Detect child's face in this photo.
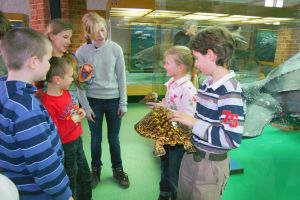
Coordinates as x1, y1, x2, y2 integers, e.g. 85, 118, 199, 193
192, 50, 213, 76
60, 65, 74, 90
164, 54, 180, 77
50, 29, 72, 55
89, 23, 107, 47
37, 44, 52, 81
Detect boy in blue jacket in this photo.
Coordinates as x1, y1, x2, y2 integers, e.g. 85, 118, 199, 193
0, 28, 73, 200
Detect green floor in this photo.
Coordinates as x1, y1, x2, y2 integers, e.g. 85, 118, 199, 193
81, 103, 300, 200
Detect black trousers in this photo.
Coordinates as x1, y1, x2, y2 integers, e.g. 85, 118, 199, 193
63, 137, 92, 200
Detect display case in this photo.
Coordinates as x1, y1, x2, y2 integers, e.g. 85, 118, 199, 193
4, 13, 29, 28
106, 0, 300, 96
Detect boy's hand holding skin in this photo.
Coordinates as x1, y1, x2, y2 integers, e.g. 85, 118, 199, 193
168, 111, 197, 129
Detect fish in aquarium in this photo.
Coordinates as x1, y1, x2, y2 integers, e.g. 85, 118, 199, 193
243, 52, 300, 137
142, 33, 152, 38
132, 43, 172, 68
138, 45, 145, 50
138, 36, 148, 40
134, 30, 143, 35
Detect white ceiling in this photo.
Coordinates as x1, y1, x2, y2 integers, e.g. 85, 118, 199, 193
205, 0, 300, 7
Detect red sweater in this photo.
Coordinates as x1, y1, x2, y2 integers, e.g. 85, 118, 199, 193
41, 90, 82, 144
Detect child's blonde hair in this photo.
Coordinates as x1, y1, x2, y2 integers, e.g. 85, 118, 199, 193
164, 45, 194, 73
82, 12, 107, 41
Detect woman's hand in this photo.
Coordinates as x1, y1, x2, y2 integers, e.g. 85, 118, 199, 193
118, 107, 126, 117
86, 109, 96, 123
168, 111, 197, 128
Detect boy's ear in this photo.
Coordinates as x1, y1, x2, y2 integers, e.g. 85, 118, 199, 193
52, 75, 62, 84
207, 49, 217, 63
26, 56, 40, 70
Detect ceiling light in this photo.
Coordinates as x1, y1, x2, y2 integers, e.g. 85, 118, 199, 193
263, 17, 294, 21
265, 0, 284, 8
193, 12, 228, 17
229, 15, 261, 19
210, 17, 245, 22
179, 15, 218, 20
142, 10, 190, 18
148, 10, 189, 15
110, 8, 152, 17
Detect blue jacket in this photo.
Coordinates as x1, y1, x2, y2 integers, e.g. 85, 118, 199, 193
0, 78, 72, 200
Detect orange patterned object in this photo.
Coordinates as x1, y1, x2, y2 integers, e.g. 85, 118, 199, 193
79, 64, 94, 83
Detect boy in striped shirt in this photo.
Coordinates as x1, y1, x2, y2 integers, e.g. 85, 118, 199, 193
0, 28, 72, 200
169, 26, 246, 200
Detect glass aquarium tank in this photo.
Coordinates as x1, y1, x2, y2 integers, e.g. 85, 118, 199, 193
107, 0, 299, 98
106, 1, 300, 199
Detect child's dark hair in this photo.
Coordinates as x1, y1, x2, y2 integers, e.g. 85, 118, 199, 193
46, 57, 70, 82
0, 28, 50, 70
0, 11, 11, 40
190, 26, 236, 67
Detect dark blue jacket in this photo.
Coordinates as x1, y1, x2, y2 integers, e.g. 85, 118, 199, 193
0, 79, 71, 200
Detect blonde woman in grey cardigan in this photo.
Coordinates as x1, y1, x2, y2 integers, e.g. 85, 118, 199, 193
76, 12, 129, 189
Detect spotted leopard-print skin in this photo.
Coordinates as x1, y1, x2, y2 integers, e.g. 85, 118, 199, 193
135, 106, 196, 157
143, 92, 159, 102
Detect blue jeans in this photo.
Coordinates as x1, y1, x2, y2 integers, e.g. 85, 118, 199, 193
87, 97, 123, 169
160, 145, 185, 200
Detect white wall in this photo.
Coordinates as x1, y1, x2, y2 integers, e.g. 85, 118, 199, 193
87, 0, 108, 10
0, 0, 108, 19
0, 0, 108, 28
0, 0, 30, 15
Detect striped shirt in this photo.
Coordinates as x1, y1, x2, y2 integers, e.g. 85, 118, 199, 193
0, 79, 71, 200
192, 71, 246, 154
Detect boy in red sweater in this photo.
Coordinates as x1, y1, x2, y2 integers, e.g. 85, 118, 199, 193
41, 57, 92, 200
